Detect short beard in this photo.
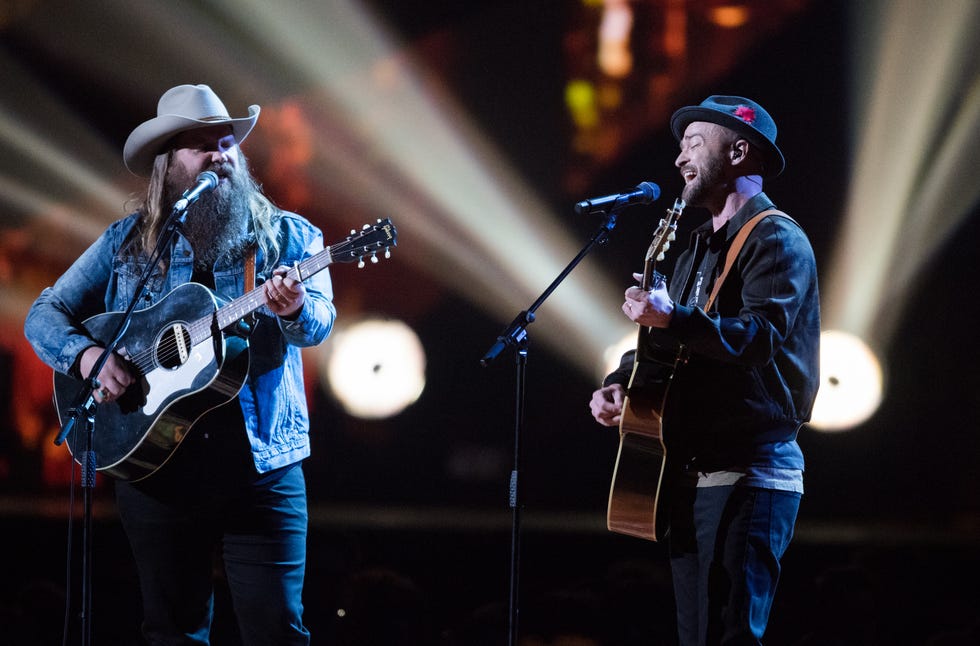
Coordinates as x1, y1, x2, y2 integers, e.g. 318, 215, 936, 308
166, 164, 255, 271
681, 154, 726, 208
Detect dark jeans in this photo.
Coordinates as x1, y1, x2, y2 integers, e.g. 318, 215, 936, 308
668, 484, 800, 646
114, 413, 310, 646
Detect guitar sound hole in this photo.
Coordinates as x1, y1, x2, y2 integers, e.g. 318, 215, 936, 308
156, 324, 192, 370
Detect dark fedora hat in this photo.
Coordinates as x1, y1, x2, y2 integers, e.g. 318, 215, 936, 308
670, 95, 785, 177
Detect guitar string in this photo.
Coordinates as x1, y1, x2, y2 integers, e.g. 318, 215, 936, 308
113, 228, 386, 373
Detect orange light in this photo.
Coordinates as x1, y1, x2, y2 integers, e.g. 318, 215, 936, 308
709, 5, 751, 29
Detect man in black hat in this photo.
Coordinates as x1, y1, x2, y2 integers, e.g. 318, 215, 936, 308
590, 95, 820, 644
25, 84, 336, 644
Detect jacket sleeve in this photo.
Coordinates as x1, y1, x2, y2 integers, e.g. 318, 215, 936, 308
275, 217, 336, 348
665, 215, 817, 366
23, 222, 130, 376
602, 349, 635, 387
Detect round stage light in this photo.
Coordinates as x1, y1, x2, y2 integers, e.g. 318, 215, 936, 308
321, 318, 425, 419
809, 330, 883, 432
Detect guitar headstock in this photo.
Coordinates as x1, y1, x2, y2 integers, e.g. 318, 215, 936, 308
645, 198, 685, 263
332, 218, 398, 267
641, 198, 685, 289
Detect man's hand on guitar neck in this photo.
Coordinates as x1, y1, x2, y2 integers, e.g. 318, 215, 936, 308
79, 346, 136, 404
264, 266, 306, 320
590, 383, 626, 427
623, 272, 674, 328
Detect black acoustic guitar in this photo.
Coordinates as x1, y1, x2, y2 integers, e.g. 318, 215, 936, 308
54, 219, 396, 481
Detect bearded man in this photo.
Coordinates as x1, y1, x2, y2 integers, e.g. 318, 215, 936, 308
25, 84, 336, 645
590, 96, 820, 644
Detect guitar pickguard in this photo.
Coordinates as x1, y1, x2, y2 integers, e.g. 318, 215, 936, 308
143, 323, 217, 416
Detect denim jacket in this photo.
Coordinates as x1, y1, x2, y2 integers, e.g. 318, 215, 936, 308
604, 193, 820, 472
24, 210, 336, 473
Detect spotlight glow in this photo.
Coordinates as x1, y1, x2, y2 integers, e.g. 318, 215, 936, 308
825, 0, 980, 348
321, 318, 426, 419
809, 330, 883, 432
598, 1, 634, 78
600, 330, 638, 384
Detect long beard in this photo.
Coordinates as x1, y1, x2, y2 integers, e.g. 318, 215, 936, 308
166, 166, 255, 271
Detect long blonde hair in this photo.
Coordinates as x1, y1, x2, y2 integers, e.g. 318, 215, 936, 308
130, 150, 282, 272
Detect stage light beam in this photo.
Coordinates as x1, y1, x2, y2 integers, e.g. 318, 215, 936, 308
812, 0, 979, 431
210, 0, 637, 375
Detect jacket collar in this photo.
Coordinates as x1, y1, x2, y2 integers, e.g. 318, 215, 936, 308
692, 192, 777, 243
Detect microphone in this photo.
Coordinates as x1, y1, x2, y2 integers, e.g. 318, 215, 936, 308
574, 181, 660, 215
172, 171, 220, 212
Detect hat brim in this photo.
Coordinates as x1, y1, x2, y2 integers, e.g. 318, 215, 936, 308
123, 105, 260, 176
670, 106, 785, 178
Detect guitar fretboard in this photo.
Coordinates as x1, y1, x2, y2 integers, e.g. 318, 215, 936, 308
182, 246, 337, 340
180, 218, 394, 347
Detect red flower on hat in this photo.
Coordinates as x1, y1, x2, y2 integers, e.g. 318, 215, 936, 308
733, 105, 756, 124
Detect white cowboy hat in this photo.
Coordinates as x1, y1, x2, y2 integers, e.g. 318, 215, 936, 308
123, 84, 260, 176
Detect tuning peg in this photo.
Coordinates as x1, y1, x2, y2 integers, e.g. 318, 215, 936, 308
362, 223, 371, 230
657, 252, 666, 261
668, 232, 676, 241
350, 229, 356, 236
370, 252, 379, 264
357, 256, 365, 268
384, 247, 391, 259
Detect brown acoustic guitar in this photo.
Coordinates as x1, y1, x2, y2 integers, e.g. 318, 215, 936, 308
607, 198, 686, 541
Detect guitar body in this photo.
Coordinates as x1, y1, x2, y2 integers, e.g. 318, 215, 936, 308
606, 198, 685, 541
54, 283, 249, 482
607, 356, 680, 541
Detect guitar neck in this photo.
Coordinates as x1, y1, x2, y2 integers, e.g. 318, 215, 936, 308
212, 246, 334, 331
641, 262, 665, 292
180, 247, 336, 348
182, 217, 395, 345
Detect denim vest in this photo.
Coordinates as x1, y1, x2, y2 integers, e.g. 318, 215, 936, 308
24, 210, 336, 473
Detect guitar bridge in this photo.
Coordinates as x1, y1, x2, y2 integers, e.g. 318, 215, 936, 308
173, 324, 189, 364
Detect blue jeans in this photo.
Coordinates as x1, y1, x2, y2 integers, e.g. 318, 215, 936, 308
114, 415, 310, 646
668, 484, 800, 645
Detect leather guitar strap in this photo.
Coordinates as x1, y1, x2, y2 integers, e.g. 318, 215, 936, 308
245, 244, 256, 292
241, 244, 258, 335
704, 209, 785, 312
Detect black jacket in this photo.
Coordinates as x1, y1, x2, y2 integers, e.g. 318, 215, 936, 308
604, 193, 820, 471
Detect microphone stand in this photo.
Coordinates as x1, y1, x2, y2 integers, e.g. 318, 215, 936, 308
55, 199, 195, 646
480, 207, 624, 646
